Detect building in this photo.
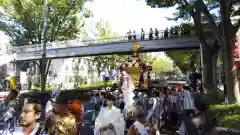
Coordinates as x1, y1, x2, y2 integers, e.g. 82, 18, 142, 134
0, 17, 116, 89
45, 18, 106, 89
47, 57, 99, 89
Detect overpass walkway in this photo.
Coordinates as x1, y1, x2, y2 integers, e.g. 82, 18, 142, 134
4, 30, 200, 61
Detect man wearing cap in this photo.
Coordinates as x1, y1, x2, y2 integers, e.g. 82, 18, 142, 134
94, 94, 125, 135
47, 92, 76, 135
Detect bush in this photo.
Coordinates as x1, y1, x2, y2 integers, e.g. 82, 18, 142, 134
209, 104, 240, 130
32, 87, 54, 91
32, 82, 119, 91
79, 82, 118, 89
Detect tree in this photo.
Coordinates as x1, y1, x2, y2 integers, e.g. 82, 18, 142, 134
146, 0, 240, 103
166, 50, 198, 73
93, 19, 113, 78
165, 23, 199, 73
93, 19, 126, 80
152, 58, 173, 73
0, 0, 90, 90
142, 53, 157, 62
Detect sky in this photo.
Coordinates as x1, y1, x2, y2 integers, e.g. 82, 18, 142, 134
0, 0, 177, 60
85, 0, 178, 35
84, 0, 178, 60
1, 0, 178, 44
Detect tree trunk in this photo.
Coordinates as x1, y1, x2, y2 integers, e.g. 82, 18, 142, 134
40, 58, 46, 91
27, 75, 32, 90
40, 60, 51, 91
201, 44, 215, 92
222, 41, 240, 103
97, 69, 102, 81
220, 0, 240, 103
212, 51, 218, 91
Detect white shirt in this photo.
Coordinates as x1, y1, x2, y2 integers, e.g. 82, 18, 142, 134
0, 123, 45, 135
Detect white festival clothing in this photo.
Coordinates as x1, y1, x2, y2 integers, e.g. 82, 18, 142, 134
121, 71, 135, 112
94, 106, 125, 135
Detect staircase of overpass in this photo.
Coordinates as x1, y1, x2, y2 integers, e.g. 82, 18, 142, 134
2, 30, 200, 62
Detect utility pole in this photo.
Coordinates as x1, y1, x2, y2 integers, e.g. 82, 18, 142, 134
41, 0, 48, 91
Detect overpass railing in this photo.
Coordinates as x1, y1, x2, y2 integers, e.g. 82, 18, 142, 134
8, 29, 194, 53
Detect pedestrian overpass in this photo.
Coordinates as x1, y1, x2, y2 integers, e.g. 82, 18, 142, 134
0, 32, 200, 82
8, 34, 200, 61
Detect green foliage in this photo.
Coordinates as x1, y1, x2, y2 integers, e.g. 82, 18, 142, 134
146, 0, 240, 103
93, 19, 126, 76
93, 19, 113, 75
146, 0, 240, 34
79, 82, 118, 89
33, 82, 118, 90
146, 0, 179, 8
164, 23, 198, 73
152, 58, 173, 73
209, 104, 240, 129
142, 53, 157, 62
0, 0, 90, 46
33, 86, 54, 91
166, 50, 194, 73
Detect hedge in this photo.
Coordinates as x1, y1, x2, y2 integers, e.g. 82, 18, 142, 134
33, 82, 118, 91
209, 104, 240, 130
32, 87, 54, 91
79, 82, 117, 89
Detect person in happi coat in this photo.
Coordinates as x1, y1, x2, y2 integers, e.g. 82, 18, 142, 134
162, 86, 177, 131
79, 93, 96, 135
128, 106, 156, 135
180, 85, 195, 118
146, 97, 159, 133
94, 93, 125, 135
156, 90, 165, 130
47, 92, 77, 135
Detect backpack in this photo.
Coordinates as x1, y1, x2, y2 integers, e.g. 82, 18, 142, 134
184, 113, 217, 135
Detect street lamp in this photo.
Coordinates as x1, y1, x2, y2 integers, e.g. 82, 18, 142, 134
41, 0, 48, 91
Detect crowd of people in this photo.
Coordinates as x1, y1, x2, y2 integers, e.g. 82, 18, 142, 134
0, 72, 223, 135
125, 27, 192, 41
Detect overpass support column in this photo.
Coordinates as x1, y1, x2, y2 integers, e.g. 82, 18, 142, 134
35, 62, 41, 75
12, 61, 21, 90
13, 61, 21, 78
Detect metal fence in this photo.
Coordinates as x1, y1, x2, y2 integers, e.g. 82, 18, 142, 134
5, 29, 194, 54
